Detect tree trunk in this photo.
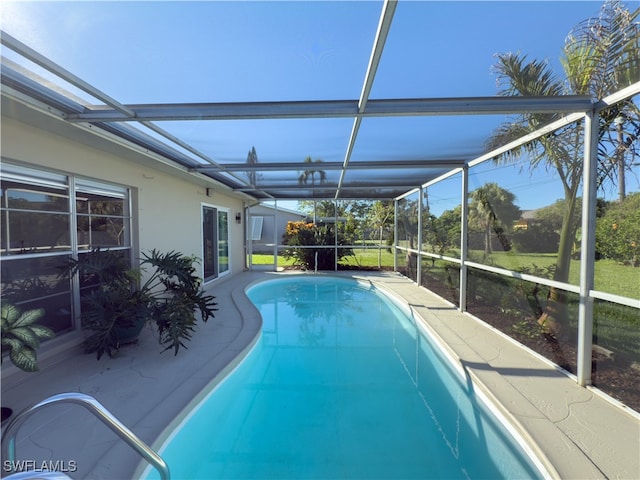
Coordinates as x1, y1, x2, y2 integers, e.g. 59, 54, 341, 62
617, 120, 626, 201
537, 194, 578, 339
484, 223, 492, 254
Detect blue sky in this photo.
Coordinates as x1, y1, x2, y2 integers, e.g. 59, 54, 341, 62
2, 1, 638, 212
2, 1, 610, 101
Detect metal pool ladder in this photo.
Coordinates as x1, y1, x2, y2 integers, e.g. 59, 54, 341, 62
1, 392, 170, 480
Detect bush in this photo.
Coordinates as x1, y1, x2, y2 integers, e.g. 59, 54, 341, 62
282, 222, 353, 270
511, 223, 560, 253
595, 193, 640, 266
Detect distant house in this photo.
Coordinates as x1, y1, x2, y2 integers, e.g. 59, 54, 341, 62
514, 209, 538, 230
248, 204, 306, 253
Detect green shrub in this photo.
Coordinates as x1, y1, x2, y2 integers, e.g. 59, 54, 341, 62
511, 223, 560, 253
282, 221, 353, 270
596, 193, 640, 267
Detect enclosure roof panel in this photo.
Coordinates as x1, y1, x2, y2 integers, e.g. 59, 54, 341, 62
0, 1, 612, 202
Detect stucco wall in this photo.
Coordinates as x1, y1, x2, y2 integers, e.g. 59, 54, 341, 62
1, 115, 246, 280
248, 204, 306, 252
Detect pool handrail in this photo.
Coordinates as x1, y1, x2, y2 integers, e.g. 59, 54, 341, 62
1, 392, 170, 480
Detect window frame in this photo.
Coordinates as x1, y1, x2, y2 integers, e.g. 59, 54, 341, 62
1, 160, 133, 336
202, 203, 231, 282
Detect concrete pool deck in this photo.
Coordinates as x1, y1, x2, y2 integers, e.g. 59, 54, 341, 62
1, 270, 638, 479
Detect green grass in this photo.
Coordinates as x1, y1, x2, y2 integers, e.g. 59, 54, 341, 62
593, 260, 640, 299
251, 248, 638, 358
249, 248, 639, 299
462, 264, 640, 359
249, 254, 296, 267
250, 248, 396, 269
469, 250, 638, 299
341, 248, 395, 268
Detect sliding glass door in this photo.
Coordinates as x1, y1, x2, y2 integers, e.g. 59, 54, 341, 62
203, 205, 229, 281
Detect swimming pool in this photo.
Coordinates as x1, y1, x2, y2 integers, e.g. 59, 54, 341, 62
145, 276, 547, 479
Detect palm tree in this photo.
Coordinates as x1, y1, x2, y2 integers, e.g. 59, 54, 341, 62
469, 183, 521, 255
298, 156, 327, 187
485, 0, 640, 335
298, 156, 327, 223
563, 1, 640, 203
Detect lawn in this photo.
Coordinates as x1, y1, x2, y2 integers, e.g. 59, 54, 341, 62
472, 251, 639, 300
249, 254, 296, 267
250, 249, 395, 269
249, 249, 639, 299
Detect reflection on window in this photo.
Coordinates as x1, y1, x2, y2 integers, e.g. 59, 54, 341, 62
76, 189, 128, 250
1, 179, 70, 255
2, 182, 69, 212
0, 163, 131, 335
218, 211, 229, 274
0, 255, 73, 334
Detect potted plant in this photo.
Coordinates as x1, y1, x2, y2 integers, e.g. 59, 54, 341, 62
1, 303, 55, 421
64, 248, 217, 359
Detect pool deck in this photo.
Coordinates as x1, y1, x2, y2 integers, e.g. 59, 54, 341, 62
1, 270, 639, 479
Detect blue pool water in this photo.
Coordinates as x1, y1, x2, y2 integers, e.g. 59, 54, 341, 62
146, 276, 545, 479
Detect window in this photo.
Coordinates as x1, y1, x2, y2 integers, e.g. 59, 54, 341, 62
251, 216, 264, 241
0, 162, 131, 335
202, 205, 230, 281
76, 178, 129, 251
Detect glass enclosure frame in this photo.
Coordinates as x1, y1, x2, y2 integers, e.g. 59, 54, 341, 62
247, 87, 639, 397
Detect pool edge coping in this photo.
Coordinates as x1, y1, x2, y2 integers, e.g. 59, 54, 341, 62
132, 270, 639, 480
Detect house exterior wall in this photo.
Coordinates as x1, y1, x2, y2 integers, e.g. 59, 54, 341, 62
1, 115, 246, 280
248, 204, 306, 252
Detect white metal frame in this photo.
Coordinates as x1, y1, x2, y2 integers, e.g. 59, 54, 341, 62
1, 0, 638, 392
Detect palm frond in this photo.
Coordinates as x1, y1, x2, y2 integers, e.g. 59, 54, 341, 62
493, 53, 564, 97
484, 121, 531, 154
563, 0, 640, 96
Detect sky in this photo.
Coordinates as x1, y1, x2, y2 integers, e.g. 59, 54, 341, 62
2, 0, 639, 213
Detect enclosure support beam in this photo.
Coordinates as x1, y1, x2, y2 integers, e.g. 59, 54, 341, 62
334, 200, 338, 272
394, 200, 398, 272
416, 187, 423, 287
459, 166, 469, 312
243, 202, 248, 271
336, 0, 397, 199
274, 201, 279, 272
577, 111, 598, 387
